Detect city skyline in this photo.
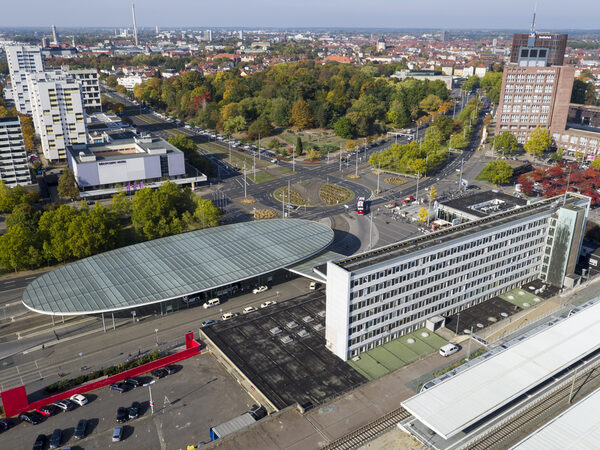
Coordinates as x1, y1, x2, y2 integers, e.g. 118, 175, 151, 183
1, 0, 600, 30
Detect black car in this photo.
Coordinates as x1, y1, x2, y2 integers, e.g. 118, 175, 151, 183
20, 412, 43, 425
249, 404, 267, 420
53, 399, 75, 411
124, 377, 142, 387
151, 368, 168, 379
116, 407, 128, 423
164, 365, 177, 375
109, 382, 129, 393
32, 434, 46, 450
128, 401, 140, 419
0, 418, 11, 432
49, 428, 62, 449
74, 419, 87, 439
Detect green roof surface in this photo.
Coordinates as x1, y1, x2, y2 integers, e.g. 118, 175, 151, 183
22, 219, 334, 315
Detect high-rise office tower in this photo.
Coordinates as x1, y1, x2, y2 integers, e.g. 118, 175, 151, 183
0, 117, 32, 187
27, 71, 87, 161
509, 32, 567, 67
62, 66, 101, 111
4, 45, 44, 115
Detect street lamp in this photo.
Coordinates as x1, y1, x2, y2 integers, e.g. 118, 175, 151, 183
154, 328, 159, 347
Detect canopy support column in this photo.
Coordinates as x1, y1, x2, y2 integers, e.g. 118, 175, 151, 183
102, 312, 106, 332
112, 313, 116, 330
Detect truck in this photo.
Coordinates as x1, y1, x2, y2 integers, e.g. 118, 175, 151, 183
209, 406, 266, 440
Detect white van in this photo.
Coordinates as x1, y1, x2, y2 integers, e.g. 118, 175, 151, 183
203, 298, 220, 309
439, 344, 459, 357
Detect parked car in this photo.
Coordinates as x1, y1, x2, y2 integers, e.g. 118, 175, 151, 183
69, 394, 88, 406
384, 201, 397, 209
203, 298, 220, 309
32, 434, 46, 450
19, 412, 43, 425
221, 312, 234, 320
123, 377, 142, 388
260, 301, 277, 308
252, 285, 268, 294
439, 344, 460, 357
109, 382, 129, 393
243, 306, 258, 314
36, 405, 57, 416
0, 418, 11, 432
151, 368, 168, 379
309, 281, 319, 290
202, 319, 219, 327
74, 419, 87, 439
249, 404, 267, 420
128, 401, 140, 419
164, 365, 177, 375
53, 400, 75, 411
112, 426, 123, 442
49, 428, 62, 449
116, 407, 128, 423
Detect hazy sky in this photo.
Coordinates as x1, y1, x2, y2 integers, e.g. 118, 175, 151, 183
1, 0, 599, 30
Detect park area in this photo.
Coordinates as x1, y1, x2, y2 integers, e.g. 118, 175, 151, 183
346, 328, 448, 380
499, 288, 545, 309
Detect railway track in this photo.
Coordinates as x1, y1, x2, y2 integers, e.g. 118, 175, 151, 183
465, 365, 600, 450
322, 406, 411, 450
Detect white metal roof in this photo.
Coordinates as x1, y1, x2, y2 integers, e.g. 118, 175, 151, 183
401, 300, 600, 439
510, 388, 600, 450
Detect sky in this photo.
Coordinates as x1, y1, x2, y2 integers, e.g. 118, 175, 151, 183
1, 0, 599, 30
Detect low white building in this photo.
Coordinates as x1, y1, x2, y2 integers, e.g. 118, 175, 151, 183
117, 75, 146, 91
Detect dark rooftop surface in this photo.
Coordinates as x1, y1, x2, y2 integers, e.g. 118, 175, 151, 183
445, 297, 522, 335
440, 191, 527, 218
202, 293, 366, 410
335, 195, 582, 272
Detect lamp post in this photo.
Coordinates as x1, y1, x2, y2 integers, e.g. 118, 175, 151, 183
154, 328, 159, 347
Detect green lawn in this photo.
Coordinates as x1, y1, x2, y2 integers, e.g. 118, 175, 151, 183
249, 172, 275, 183
499, 288, 544, 309
199, 142, 270, 169
347, 328, 448, 381
276, 167, 297, 175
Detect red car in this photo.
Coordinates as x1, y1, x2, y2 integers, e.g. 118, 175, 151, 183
36, 405, 57, 416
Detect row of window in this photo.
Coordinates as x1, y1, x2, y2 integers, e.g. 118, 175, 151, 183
503, 104, 550, 114
505, 73, 555, 83
505, 84, 553, 94
503, 94, 552, 104
500, 114, 549, 124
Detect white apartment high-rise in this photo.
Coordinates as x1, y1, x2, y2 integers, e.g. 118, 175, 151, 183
325, 193, 590, 360
0, 116, 32, 187
62, 66, 101, 110
5, 45, 44, 114
27, 71, 87, 161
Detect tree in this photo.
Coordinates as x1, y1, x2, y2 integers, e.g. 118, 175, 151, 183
223, 115, 246, 133
38, 205, 79, 263
111, 191, 133, 217
0, 182, 38, 213
296, 137, 304, 155
290, 100, 313, 129
462, 75, 480, 92
270, 98, 291, 127
247, 116, 273, 139
58, 168, 80, 199
481, 72, 503, 104
591, 158, 600, 171
419, 94, 442, 112
493, 131, 518, 155
417, 207, 429, 222
0, 224, 43, 271
305, 148, 321, 159
479, 160, 514, 184
193, 198, 220, 229
333, 117, 355, 139
6, 204, 40, 232
67, 205, 120, 259
345, 139, 357, 150
524, 127, 552, 156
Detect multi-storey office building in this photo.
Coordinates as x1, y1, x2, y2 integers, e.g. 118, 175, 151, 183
509, 33, 567, 66
27, 71, 87, 161
4, 45, 44, 114
62, 66, 101, 111
0, 116, 31, 187
325, 194, 590, 360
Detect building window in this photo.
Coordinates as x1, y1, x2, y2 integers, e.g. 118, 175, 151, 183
514, 95, 522, 103
512, 105, 521, 113
504, 94, 513, 102
543, 95, 551, 103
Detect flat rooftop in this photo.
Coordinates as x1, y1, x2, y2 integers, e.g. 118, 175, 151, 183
67, 136, 182, 163
22, 219, 334, 315
444, 296, 522, 335
440, 191, 527, 218
335, 194, 586, 272
401, 299, 600, 440
202, 293, 366, 410
511, 388, 600, 450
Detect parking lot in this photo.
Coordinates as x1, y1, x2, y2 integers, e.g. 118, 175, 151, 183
0, 354, 257, 449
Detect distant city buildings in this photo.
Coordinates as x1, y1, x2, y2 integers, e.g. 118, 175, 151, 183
0, 116, 32, 187
325, 193, 590, 360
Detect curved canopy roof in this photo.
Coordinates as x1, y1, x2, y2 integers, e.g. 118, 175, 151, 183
23, 219, 334, 315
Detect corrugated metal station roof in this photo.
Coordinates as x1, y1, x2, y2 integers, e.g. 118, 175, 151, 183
401, 300, 600, 439
510, 388, 600, 450
22, 219, 334, 315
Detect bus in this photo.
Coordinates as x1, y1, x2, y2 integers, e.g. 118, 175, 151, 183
357, 197, 365, 215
